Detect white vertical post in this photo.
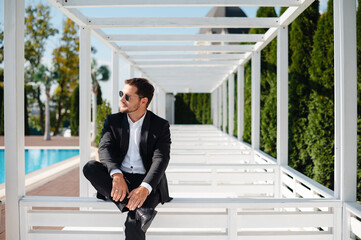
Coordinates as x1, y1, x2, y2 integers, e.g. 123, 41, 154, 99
334, 0, 357, 237
153, 87, 158, 114
251, 51, 261, 150
111, 51, 119, 114
333, 0, 341, 200
222, 80, 227, 132
79, 27, 92, 197
218, 87, 222, 129
158, 89, 166, 119
4, 0, 25, 238
228, 74, 235, 136
237, 65, 245, 141
130, 65, 135, 78
277, 26, 289, 166
335, 0, 357, 202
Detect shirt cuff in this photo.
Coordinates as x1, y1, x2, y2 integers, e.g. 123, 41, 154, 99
140, 182, 152, 195
110, 169, 123, 177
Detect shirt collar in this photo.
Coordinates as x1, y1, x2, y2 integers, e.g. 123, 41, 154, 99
127, 111, 147, 128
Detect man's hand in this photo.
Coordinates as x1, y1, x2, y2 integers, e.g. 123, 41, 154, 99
126, 186, 149, 211
111, 173, 129, 202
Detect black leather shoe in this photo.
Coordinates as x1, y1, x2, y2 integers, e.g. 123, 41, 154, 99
135, 208, 157, 232
96, 192, 108, 201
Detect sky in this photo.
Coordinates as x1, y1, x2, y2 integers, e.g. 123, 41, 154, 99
0, 0, 329, 103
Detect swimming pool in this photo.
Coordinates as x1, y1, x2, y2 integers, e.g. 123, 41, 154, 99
0, 149, 80, 184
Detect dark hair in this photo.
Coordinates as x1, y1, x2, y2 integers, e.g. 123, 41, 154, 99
125, 78, 154, 106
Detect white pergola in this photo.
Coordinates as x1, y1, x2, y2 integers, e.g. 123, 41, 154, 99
3, 0, 358, 239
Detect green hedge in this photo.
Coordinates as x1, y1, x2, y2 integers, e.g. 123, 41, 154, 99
175, 93, 211, 124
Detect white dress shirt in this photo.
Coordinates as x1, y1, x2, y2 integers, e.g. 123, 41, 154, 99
110, 111, 152, 194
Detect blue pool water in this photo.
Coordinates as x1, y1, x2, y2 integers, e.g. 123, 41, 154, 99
0, 149, 79, 184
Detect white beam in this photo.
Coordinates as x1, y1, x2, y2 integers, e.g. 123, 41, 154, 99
4, 0, 25, 239
222, 80, 227, 132
334, 0, 357, 203
279, 0, 315, 26
239, 0, 314, 67
63, 0, 302, 8
251, 51, 260, 150
108, 34, 264, 42
111, 51, 119, 114
237, 65, 244, 141
137, 60, 240, 67
79, 27, 92, 197
129, 65, 135, 78
277, 26, 289, 167
228, 74, 235, 136
130, 54, 245, 61
142, 67, 233, 73
89, 17, 280, 28
120, 45, 254, 52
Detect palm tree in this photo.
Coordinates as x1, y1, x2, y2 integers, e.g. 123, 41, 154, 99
91, 59, 110, 142
34, 64, 56, 140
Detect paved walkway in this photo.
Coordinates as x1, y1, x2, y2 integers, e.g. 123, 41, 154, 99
0, 168, 80, 240
0, 136, 79, 147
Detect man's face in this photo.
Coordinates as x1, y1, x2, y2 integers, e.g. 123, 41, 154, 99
119, 84, 142, 114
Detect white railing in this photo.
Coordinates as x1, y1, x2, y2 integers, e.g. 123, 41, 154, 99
345, 202, 361, 239
167, 164, 276, 198
88, 164, 277, 199
280, 166, 334, 199
19, 196, 341, 240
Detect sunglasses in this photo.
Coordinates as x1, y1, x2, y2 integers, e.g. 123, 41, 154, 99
119, 91, 143, 102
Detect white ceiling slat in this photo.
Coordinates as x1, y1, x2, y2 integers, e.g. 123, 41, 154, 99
88, 17, 280, 28
129, 54, 245, 60
136, 60, 240, 66
108, 34, 264, 42
45, 0, 315, 93
62, 0, 302, 8
120, 45, 253, 52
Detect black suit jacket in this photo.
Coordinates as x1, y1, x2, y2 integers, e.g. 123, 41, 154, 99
98, 111, 172, 204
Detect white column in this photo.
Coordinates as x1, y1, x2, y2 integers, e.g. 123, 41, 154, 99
333, 0, 341, 200
228, 74, 235, 136
237, 65, 245, 141
158, 89, 166, 119
153, 87, 158, 114
334, 0, 357, 203
130, 65, 135, 78
251, 51, 261, 150
79, 27, 92, 197
111, 51, 119, 114
222, 80, 227, 132
4, 0, 25, 239
277, 26, 289, 166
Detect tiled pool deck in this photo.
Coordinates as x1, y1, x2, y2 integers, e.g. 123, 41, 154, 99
0, 136, 81, 240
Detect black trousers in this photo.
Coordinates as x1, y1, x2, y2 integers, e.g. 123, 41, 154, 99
83, 160, 160, 240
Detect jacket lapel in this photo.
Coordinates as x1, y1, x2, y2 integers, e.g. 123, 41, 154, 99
120, 114, 130, 158
140, 111, 150, 164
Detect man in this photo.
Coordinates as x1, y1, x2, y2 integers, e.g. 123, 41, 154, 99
83, 78, 172, 240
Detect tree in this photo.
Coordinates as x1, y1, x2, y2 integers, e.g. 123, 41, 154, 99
24, 4, 58, 133
306, 0, 334, 189
91, 59, 110, 142
248, 7, 278, 157
34, 65, 56, 140
70, 85, 79, 136
52, 18, 79, 135
288, 1, 320, 178
243, 62, 252, 143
